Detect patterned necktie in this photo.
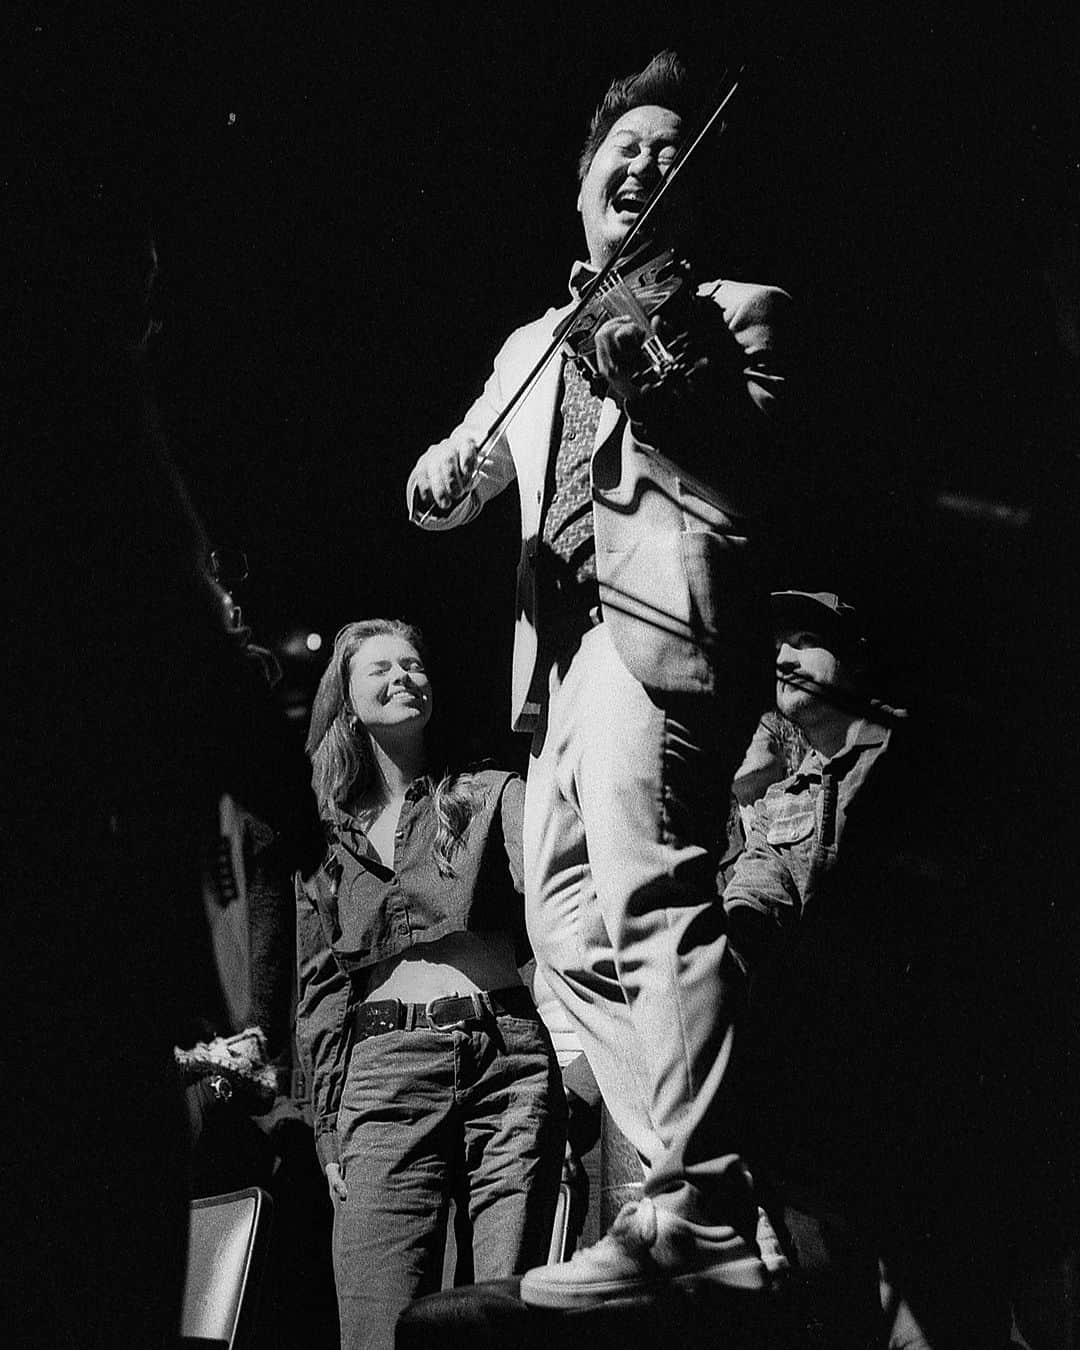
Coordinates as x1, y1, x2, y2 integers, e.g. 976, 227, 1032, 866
542, 359, 605, 571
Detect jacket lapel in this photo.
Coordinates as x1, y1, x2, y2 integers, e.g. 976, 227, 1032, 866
515, 307, 570, 518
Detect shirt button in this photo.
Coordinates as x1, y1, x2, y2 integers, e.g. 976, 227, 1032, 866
567, 430, 576, 440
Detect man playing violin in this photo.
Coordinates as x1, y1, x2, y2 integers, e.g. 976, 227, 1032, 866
407, 51, 793, 1307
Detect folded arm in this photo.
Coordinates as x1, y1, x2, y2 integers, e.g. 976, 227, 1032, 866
722, 803, 804, 973
604, 281, 795, 508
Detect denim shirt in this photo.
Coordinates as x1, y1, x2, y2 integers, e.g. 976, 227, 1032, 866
722, 719, 892, 969
295, 768, 526, 1164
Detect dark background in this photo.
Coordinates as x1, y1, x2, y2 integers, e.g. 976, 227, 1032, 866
7, 1, 1079, 769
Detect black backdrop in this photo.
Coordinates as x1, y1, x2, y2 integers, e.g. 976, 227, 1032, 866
8, 1, 1079, 768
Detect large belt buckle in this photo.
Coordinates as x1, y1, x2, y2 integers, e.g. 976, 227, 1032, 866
425, 995, 472, 1033
359, 1002, 400, 1036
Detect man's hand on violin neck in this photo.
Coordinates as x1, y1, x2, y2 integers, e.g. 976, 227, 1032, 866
594, 314, 655, 404
414, 430, 480, 509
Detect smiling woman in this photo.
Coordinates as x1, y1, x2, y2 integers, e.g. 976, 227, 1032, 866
295, 618, 566, 1350
345, 628, 433, 740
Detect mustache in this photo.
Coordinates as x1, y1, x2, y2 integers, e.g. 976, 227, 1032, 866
776, 668, 905, 726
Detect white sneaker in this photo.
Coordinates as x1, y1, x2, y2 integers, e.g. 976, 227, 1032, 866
519, 1196, 769, 1309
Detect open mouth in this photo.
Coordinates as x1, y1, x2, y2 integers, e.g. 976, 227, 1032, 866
612, 191, 647, 216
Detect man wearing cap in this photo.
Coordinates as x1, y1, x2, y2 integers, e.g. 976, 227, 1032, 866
722, 590, 892, 970
724, 591, 1013, 1347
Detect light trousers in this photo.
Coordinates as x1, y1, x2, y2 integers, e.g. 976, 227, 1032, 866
524, 622, 760, 1249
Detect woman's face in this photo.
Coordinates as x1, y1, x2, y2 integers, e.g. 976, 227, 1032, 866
347, 633, 432, 737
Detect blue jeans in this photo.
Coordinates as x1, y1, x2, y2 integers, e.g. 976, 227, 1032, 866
332, 1011, 566, 1350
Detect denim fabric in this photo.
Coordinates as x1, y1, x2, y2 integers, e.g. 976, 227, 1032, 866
295, 769, 529, 1164
302, 770, 526, 972
524, 622, 761, 1250
332, 1012, 566, 1350
722, 721, 892, 961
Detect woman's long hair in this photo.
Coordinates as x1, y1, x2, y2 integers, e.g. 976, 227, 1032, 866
305, 618, 483, 876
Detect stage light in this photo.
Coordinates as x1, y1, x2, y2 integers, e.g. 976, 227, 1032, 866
280, 628, 324, 660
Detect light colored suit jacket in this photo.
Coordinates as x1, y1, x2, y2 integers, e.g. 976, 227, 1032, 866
407, 275, 792, 732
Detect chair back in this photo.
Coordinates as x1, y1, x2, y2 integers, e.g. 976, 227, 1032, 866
180, 1187, 273, 1350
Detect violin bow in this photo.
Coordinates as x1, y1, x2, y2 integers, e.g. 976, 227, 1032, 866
415, 64, 745, 525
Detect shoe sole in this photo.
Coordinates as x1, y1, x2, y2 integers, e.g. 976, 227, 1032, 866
519, 1256, 769, 1309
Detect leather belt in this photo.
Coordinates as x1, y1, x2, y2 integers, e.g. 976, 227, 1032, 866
349, 986, 537, 1041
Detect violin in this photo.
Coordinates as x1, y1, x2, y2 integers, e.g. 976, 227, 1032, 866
555, 245, 697, 392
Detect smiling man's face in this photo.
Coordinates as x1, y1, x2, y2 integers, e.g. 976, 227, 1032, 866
577, 104, 682, 267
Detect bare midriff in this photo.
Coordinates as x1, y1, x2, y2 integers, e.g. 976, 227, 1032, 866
358, 930, 523, 1004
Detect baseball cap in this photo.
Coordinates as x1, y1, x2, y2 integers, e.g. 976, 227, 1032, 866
770, 591, 860, 648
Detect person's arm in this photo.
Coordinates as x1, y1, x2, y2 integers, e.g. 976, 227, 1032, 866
491, 771, 536, 968
406, 351, 519, 529
295, 872, 352, 1181
721, 801, 803, 973
597, 281, 795, 510
496, 773, 526, 895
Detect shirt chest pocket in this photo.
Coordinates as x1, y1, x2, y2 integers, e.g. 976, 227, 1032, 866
765, 807, 816, 848
344, 863, 391, 913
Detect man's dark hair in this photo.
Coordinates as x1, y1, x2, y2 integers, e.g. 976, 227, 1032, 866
577, 50, 696, 181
